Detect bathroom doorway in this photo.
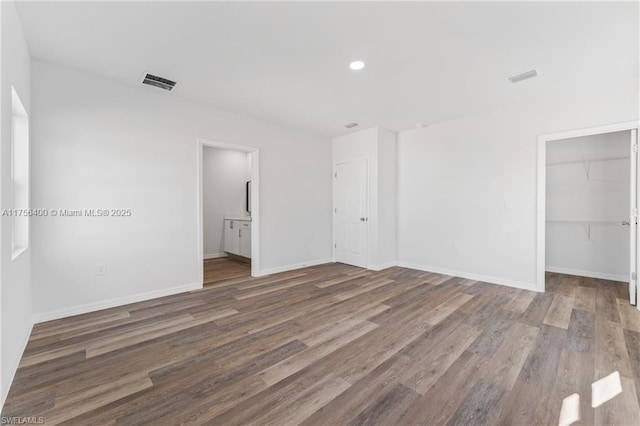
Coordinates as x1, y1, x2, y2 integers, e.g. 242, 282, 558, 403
197, 138, 260, 286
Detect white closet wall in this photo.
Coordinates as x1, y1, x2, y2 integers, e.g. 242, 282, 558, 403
546, 131, 631, 281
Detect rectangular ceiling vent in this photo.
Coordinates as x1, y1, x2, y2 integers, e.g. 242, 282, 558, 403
343, 122, 359, 129
507, 69, 538, 83
142, 73, 177, 91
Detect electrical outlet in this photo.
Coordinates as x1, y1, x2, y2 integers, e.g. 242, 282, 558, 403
97, 263, 107, 276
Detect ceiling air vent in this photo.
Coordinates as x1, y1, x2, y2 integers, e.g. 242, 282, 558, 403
343, 122, 359, 129
507, 69, 538, 83
141, 73, 177, 91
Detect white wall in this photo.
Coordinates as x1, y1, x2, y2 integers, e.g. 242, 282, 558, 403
332, 127, 397, 270
397, 80, 638, 290
30, 60, 332, 322
202, 148, 250, 258
376, 128, 397, 269
0, 0, 32, 407
546, 131, 630, 281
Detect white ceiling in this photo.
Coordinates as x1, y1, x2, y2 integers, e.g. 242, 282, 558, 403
16, 1, 639, 137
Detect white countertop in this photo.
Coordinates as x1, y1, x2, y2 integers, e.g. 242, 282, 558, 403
224, 215, 252, 221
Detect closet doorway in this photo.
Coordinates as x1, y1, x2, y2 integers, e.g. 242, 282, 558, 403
537, 122, 639, 309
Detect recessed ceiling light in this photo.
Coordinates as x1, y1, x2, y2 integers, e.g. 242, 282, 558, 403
349, 61, 365, 71
507, 69, 538, 83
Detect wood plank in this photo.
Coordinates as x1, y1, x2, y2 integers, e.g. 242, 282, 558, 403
544, 295, 574, 329
120, 340, 307, 425
466, 316, 513, 356
624, 329, 640, 380
624, 329, 640, 409
518, 324, 567, 388
596, 287, 621, 323
43, 373, 153, 425
333, 321, 430, 385
402, 323, 481, 394
259, 320, 378, 386
252, 373, 351, 425
478, 321, 539, 390
617, 298, 640, 332
566, 308, 595, 354
348, 383, 420, 426
203, 257, 251, 287
574, 286, 596, 313
422, 293, 475, 325
504, 290, 536, 314
595, 319, 633, 377
301, 354, 415, 425
295, 302, 389, 346
425, 273, 454, 285
87, 310, 238, 357
520, 293, 554, 326
446, 379, 508, 426
401, 350, 484, 425
497, 380, 555, 425
593, 370, 640, 425
314, 270, 372, 288
552, 349, 595, 426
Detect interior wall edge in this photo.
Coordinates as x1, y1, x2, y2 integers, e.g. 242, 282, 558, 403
0, 322, 32, 408
204, 253, 228, 260
368, 261, 398, 272
254, 258, 334, 277
396, 261, 539, 292
545, 266, 627, 283
32, 282, 201, 324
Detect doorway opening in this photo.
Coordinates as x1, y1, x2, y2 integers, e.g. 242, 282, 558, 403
197, 139, 259, 287
537, 121, 639, 310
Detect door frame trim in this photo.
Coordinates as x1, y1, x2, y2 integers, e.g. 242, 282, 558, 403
536, 120, 640, 298
197, 138, 260, 285
333, 157, 369, 269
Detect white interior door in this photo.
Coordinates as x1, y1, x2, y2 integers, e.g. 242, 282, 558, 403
631, 129, 638, 306
334, 159, 368, 268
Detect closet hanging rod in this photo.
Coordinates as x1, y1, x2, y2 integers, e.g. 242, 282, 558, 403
546, 156, 629, 166
546, 219, 629, 225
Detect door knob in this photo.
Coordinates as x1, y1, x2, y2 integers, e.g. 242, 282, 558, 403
360, 217, 366, 221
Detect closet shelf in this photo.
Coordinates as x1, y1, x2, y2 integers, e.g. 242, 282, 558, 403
546, 219, 628, 225
546, 156, 629, 166
546, 219, 629, 240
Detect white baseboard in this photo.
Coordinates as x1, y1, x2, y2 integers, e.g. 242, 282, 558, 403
396, 261, 538, 292
545, 266, 627, 283
256, 258, 333, 277
32, 282, 202, 324
2, 321, 33, 409
204, 252, 227, 260
369, 261, 398, 271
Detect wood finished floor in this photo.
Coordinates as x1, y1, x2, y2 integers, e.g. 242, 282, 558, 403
3, 265, 640, 425
203, 257, 250, 287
